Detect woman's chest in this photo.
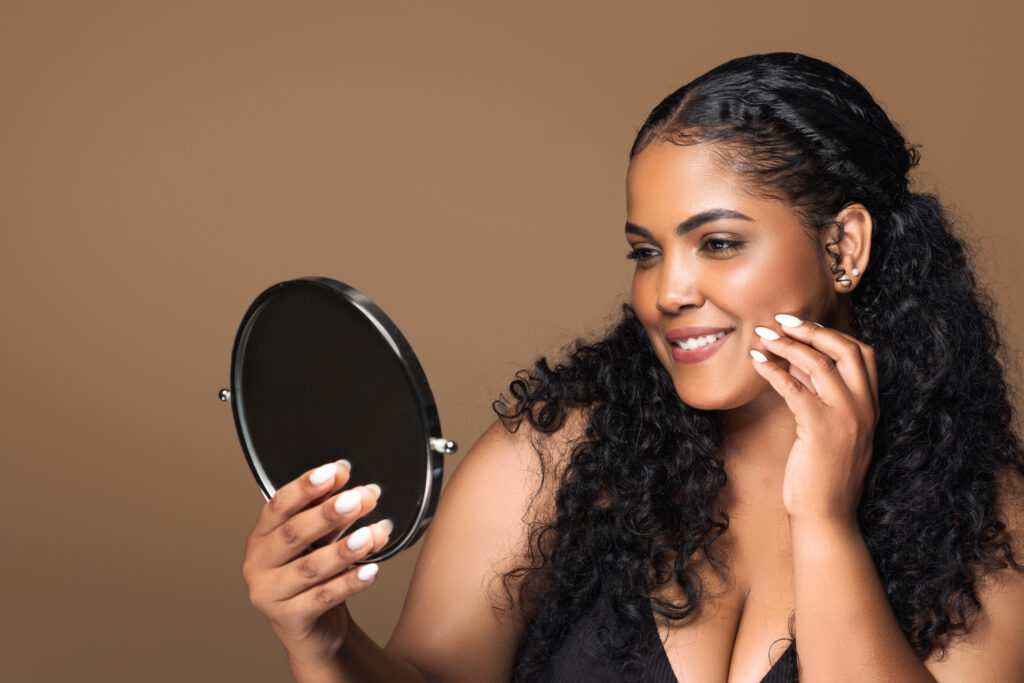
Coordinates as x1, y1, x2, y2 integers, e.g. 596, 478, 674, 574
656, 512, 795, 682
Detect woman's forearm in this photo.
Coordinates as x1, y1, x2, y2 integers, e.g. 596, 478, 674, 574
789, 516, 937, 682
288, 614, 430, 683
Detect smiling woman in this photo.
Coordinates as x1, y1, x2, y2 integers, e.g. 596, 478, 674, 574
241, 53, 1024, 683
625, 141, 860, 411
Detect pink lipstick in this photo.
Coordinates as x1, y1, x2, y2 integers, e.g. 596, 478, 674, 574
665, 327, 734, 364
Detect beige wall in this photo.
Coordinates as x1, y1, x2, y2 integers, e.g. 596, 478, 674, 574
1, 1, 1021, 680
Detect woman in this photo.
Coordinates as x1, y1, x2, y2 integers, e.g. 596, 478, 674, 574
241, 53, 1024, 681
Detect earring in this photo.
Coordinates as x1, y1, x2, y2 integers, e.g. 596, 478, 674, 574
825, 221, 852, 286
851, 268, 861, 277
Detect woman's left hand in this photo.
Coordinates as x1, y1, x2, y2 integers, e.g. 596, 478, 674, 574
750, 315, 879, 523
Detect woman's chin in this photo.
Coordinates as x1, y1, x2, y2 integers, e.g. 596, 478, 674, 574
673, 381, 766, 412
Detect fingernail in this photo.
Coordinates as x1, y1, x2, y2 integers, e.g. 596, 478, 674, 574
347, 526, 372, 550
334, 490, 361, 514
309, 463, 338, 485
812, 322, 824, 328
377, 519, 394, 536
750, 349, 768, 363
357, 563, 379, 581
754, 326, 780, 341
335, 459, 352, 472
775, 314, 803, 328
366, 483, 381, 500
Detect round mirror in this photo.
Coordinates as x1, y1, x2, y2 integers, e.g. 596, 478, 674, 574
222, 277, 455, 562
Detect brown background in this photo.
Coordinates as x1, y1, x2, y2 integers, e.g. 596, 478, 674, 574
1, 1, 1021, 681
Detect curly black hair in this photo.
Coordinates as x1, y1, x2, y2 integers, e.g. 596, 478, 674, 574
494, 53, 1024, 681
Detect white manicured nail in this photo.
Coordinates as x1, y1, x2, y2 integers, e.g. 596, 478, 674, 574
309, 463, 338, 485
750, 349, 768, 363
377, 519, 394, 536
335, 459, 352, 471
366, 483, 381, 499
357, 563, 379, 581
775, 314, 803, 328
347, 526, 372, 550
334, 490, 361, 514
754, 326, 780, 341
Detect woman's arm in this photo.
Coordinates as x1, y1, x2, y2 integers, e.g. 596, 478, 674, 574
789, 516, 937, 681
383, 417, 568, 682
753, 318, 1024, 682
790, 478, 1024, 683
243, 416, 560, 683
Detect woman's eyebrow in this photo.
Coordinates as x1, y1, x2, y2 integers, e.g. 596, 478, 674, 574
625, 208, 754, 238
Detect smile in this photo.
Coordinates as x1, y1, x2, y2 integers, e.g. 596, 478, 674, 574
666, 328, 734, 364
671, 330, 729, 350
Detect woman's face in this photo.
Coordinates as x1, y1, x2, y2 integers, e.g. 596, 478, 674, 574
626, 140, 839, 410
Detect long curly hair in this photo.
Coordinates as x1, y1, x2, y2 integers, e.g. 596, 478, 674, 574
495, 53, 1024, 681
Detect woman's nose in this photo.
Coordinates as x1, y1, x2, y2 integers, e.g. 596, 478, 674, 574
656, 263, 705, 313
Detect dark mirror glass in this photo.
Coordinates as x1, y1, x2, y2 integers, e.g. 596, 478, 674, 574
226, 278, 447, 562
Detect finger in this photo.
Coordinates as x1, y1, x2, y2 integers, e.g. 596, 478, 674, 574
828, 330, 879, 414
260, 484, 381, 568
755, 331, 854, 407
286, 561, 383, 620
252, 460, 353, 538
770, 316, 873, 409
749, 349, 822, 417
274, 518, 394, 600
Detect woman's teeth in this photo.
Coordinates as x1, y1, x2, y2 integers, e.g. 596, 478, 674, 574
673, 330, 728, 350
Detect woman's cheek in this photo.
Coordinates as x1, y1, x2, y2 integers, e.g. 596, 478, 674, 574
719, 251, 826, 323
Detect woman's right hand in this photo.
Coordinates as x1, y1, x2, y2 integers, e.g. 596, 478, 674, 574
241, 461, 393, 669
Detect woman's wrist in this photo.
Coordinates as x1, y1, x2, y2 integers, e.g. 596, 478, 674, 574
787, 511, 861, 546
287, 650, 346, 683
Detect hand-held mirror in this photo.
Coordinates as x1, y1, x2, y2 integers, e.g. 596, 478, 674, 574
220, 277, 456, 562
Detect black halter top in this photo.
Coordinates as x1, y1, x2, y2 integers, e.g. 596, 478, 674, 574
531, 592, 798, 682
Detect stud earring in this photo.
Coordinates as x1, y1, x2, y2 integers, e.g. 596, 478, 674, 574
851, 268, 861, 277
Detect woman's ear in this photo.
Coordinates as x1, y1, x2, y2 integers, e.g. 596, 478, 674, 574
825, 203, 873, 292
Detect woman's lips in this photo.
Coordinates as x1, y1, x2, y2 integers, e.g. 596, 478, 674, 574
667, 328, 734, 364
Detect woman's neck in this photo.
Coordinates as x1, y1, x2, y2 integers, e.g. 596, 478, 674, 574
715, 391, 796, 510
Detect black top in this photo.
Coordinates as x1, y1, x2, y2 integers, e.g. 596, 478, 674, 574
533, 592, 798, 682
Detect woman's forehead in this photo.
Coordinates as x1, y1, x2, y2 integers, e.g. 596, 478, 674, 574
626, 140, 789, 228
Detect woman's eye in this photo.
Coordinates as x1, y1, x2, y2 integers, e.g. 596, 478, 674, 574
626, 247, 659, 264
701, 237, 743, 254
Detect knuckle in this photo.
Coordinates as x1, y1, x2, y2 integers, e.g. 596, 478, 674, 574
279, 521, 302, 545
335, 540, 357, 564
297, 557, 318, 580
782, 377, 804, 395
815, 355, 836, 372
313, 586, 336, 607
248, 583, 268, 612
321, 499, 339, 524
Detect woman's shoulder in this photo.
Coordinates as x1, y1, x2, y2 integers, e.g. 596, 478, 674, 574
385, 408, 590, 681
455, 405, 591, 514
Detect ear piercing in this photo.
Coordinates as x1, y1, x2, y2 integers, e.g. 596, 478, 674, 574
840, 267, 861, 286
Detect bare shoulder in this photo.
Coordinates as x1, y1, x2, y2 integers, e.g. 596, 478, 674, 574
924, 467, 1024, 682
385, 407, 588, 683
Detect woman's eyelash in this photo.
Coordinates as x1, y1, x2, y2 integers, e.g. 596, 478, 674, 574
626, 247, 658, 261
626, 239, 743, 262
701, 237, 743, 253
